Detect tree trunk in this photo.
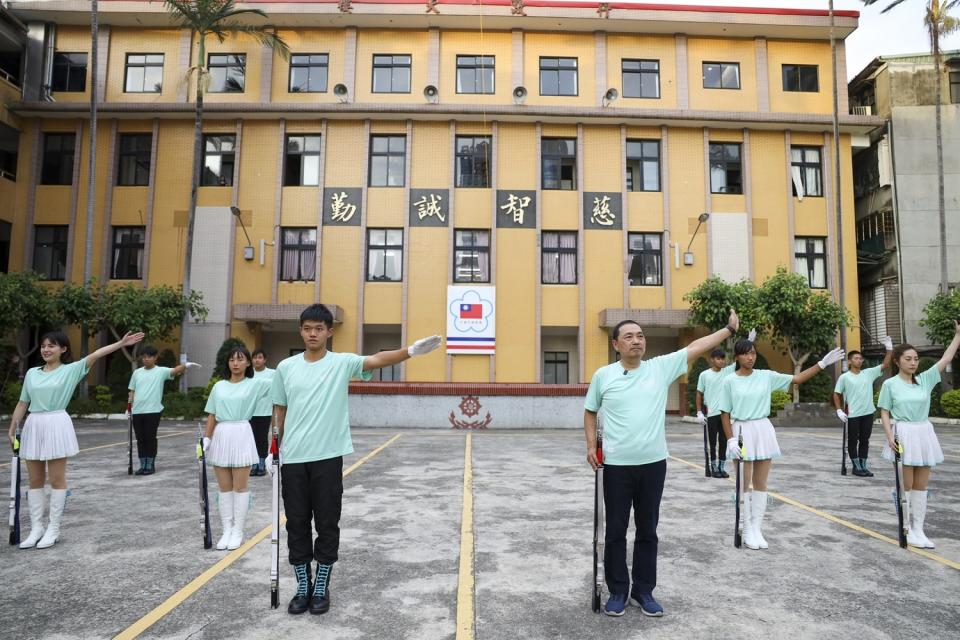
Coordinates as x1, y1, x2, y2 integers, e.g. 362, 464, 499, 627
932, 9, 948, 293
789, 350, 810, 404
80, 0, 99, 398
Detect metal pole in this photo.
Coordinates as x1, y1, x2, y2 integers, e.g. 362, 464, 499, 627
830, 0, 847, 352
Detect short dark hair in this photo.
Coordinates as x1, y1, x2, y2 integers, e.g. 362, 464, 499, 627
252, 349, 266, 359
733, 339, 755, 371
710, 348, 726, 359
222, 346, 255, 379
140, 345, 159, 357
611, 320, 643, 341
39, 331, 71, 364
846, 350, 861, 359
300, 304, 334, 328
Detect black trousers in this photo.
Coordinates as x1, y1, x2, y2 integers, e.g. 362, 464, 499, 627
847, 414, 874, 459
282, 457, 343, 566
249, 416, 271, 459
707, 415, 726, 461
603, 459, 667, 596
131, 412, 161, 458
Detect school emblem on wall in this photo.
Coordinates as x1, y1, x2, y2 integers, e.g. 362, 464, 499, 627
449, 395, 492, 430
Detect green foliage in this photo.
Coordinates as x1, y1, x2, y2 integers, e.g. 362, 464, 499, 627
683, 277, 763, 340
67, 395, 100, 417
107, 352, 134, 401
940, 389, 960, 419
215, 338, 248, 379
799, 369, 833, 403
919, 289, 960, 346
161, 389, 208, 420
55, 282, 103, 337
94, 385, 113, 411
770, 390, 790, 417
102, 283, 207, 347
1, 381, 21, 412
0, 272, 58, 363
687, 357, 709, 415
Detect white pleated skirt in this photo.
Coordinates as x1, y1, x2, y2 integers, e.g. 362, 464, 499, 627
207, 420, 259, 468
881, 420, 944, 467
20, 410, 79, 461
727, 418, 781, 462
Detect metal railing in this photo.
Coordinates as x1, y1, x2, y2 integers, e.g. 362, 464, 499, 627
851, 105, 872, 116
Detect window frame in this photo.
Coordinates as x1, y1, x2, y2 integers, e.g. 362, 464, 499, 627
794, 236, 828, 289
283, 134, 322, 186
50, 52, 87, 92
708, 142, 743, 195
288, 53, 329, 93
371, 54, 412, 94
453, 229, 491, 284
200, 134, 236, 187
621, 59, 660, 99
368, 135, 407, 187
625, 139, 661, 192
782, 64, 820, 93
456, 55, 495, 95
539, 56, 579, 97
40, 133, 76, 186
627, 232, 663, 287
454, 135, 491, 188
541, 231, 578, 285
541, 137, 577, 191
366, 228, 404, 282
207, 53, 246, 93
123, 53, 164, 93
702, 61, 741, 90
791, 145, 823, 198
110, 226, 146, 280
32, 224, 69, 281
279, 227, 318, 281
950, 70, 960, 104
543, 351, 570, 384
116, 133, 152, 187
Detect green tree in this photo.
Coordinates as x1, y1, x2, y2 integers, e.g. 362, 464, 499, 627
162, 0, 288, 367
0, 272, 58, 375
683, 276, 764, 341
756, 267, 850, 402
215, 337, 249, 379
920, 288, 960, 384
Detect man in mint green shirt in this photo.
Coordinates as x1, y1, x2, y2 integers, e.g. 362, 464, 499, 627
832, 337, 892, 477
584, 309, 740, 618
271, 304, 440, 616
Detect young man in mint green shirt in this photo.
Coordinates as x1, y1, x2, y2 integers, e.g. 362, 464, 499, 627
271, 304, 440, 616
584, 309, 740, 618
832, 337, 892, 477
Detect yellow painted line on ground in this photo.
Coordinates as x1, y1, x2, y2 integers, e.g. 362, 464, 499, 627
668, 453, 960, 571
0, 429, 194, 468
113, 433, 403, 640
456, 433, 476, 640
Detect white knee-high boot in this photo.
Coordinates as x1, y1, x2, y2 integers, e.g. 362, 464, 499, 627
752, 491, 768, 549
217, 491, 234, 550
905, 491, 924, 548
37, 489, 66, 549
18, 488, 46, 549
911, 490, 934, 549
742, 492, 760, 550
228, 491, 249, 550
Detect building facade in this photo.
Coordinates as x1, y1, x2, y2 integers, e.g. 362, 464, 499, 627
0, 1, 876, 409
850, 51, 960, 357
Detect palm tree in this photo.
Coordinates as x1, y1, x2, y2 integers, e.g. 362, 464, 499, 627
863, 1, 960, 294
162, 1, 288, 377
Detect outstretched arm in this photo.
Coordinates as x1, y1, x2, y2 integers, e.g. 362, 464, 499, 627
363, 335, 441, 371
85, 332, 145, 370
936, 321, 960, 373
686, 309, 740, 364
793, 347, 845, 385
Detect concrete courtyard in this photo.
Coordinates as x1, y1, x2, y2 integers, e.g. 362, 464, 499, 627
2, 419, 958, 639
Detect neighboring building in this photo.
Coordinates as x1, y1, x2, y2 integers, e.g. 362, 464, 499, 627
1, 1, 877, 410
850, 51, 960, 358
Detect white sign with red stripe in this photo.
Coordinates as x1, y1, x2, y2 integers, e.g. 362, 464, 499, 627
446, 286, 496, 354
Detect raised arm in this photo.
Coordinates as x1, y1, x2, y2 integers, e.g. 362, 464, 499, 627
936, 321, 960, 373
85, 332, 145, 370
880, 336, 894, 371
362, 335, 441, 371
686, 309, 740, 364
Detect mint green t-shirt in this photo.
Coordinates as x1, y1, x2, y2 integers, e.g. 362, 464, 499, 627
696, 363, 736, 417
584, 349, 688, 466
252, 367, 276, 417
204, 377, 271, 423
877, 366, 941, 423
834, 365, 883, 418
716, 369, 794, 422
271, 351, 372, 465
128, 366, 174, 415
19, 360, 90, 413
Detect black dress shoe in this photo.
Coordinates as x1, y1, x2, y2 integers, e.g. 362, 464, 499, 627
309, 590, 330, 615
288, 593, 311, 615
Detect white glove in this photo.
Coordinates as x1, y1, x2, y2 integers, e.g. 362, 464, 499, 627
185, 362, 201, 369
265, 453, 275, 476
836, 409, 848, 424
748, 328, 757, 342
407, 335, 442, 357
818, 347, 845, 370
727, 438, 742, 460
881, 336, 893, 351
696, 411, 707, 426
202, 436, 211, 453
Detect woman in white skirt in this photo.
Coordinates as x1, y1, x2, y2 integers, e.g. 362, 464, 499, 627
7, 330, 145, 549
879, 322, 960, 549
717, 339, 844, 550
202, 345, 271, 551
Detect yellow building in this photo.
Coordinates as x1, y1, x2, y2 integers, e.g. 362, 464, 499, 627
0, 1, 881, 410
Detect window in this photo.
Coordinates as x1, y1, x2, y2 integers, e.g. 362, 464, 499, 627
372, 55, 411, 93
543, 352, 569, 384
289, 54, 328, 93
124, 54, 163, 93
539, 57, 578, 96
32, 225, 68, 280
455, 136, 491, 188
454, 230, 490, 283
791, 146, 823, 198
626, 140, 660, 192
709, 143, 742, 194
280, 228, 317, 281
621, 59, 660, 99
541, 138, 577, 190
795, 236, 827, 289
284, 135, 322, 186
111, 226, 145, 280
41, 133, 76, 185
0, 122, 19, 181
51, 53, 87, 92
367, 229, 403, 282
627, 233, 662, 286
117, 134, 152, 186
0, 220, 10, 273
702, 62, 740, 89
201, 134, 235, 186
369, 135, 406, 187
950, 71, 960, 104
782, 64, 819, 92
456, 55, 495, 94
541, 232, 577, 284
371, 353, 400, 381
207, 54, 245, 93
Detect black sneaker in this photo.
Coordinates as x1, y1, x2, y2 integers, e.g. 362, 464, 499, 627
288, 563, 312, 615
310, 563, 332, 615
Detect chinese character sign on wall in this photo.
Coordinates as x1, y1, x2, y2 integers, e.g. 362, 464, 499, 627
446, 285, 495, 354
